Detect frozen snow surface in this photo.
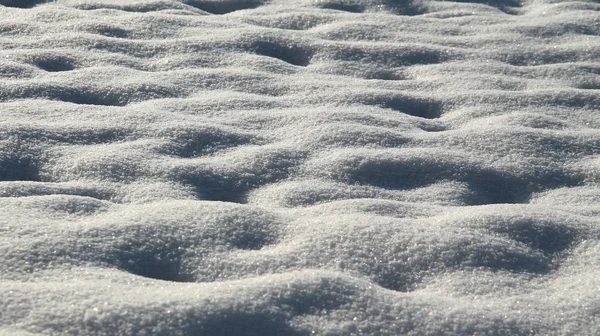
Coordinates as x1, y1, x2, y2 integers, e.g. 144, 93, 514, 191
0, 0, 599, 334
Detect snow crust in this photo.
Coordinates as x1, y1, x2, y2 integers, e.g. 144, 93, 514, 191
0, 0, 599, 334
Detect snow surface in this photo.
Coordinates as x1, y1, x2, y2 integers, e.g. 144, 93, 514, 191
0, 0, 599, 334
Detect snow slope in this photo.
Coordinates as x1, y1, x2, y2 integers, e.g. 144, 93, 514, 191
0, 0, 599, 334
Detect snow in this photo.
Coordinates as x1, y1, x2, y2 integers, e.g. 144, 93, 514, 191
0, 0, 599, 334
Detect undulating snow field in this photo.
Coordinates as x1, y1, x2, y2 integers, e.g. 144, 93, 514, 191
0, 0, 599, 334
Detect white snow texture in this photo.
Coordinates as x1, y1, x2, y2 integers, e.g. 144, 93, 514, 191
0, 0, 599, 334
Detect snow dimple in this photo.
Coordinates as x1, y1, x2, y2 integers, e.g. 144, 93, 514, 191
447, 0, 526, 15
71, 1, 199, 13
157, 126, 259, 158
82, 24, 133, 39
315, 0, 427, 16
0, 181, 114, 200
109, 235, 195, 282
357, 93, 443, 118
170, 147, 306, 203
0, 83, 183, 106
0, 0, 52, 8
0, 140, 42, 182
373, 236, 551, 292
248, 39, 314, 67
67, 0, 266, 14
319, 1, 366, 13
321, 43, 449, 67
302, 146, 587, 206
28, 54, 77, 72
485, 216, 577, 255
244, 13, 334, 31
0, 202, 282, 283
181, 0, 266, 14
574, 77, 600, 90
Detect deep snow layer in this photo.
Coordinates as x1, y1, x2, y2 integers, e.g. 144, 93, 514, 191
1, 0, 599, 334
